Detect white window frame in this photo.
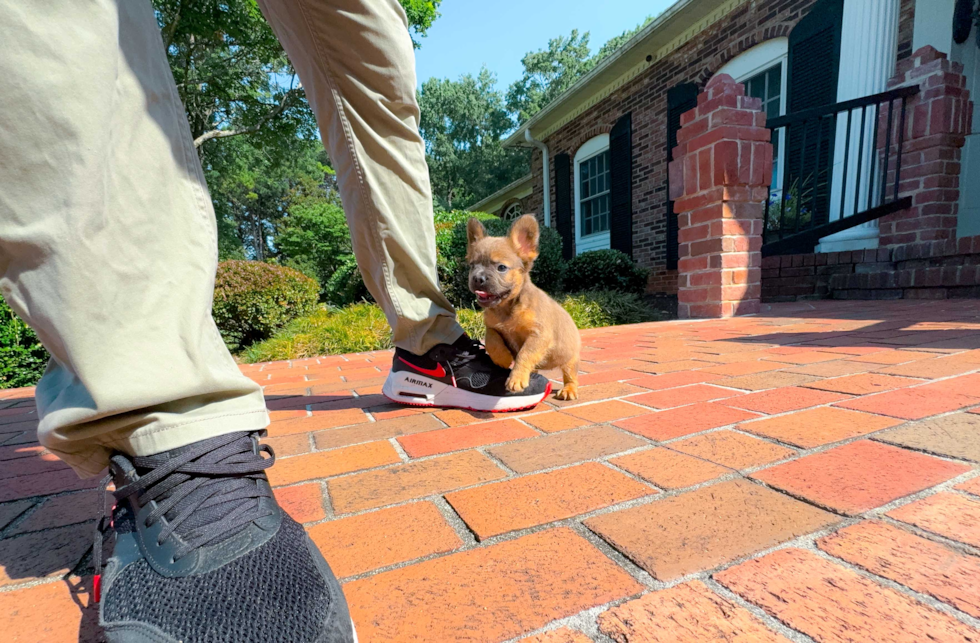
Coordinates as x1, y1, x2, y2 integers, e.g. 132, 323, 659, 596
573, 134, 611, 255
717, 38, 789, 201
501, 200, 523, 221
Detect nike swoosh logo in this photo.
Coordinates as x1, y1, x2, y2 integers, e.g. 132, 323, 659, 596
398, 357, 446, 378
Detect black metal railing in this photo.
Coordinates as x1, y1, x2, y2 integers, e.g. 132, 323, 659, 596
761, 85, 919, 257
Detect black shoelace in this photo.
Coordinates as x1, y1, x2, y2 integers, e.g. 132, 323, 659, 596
91, 433, 276, 600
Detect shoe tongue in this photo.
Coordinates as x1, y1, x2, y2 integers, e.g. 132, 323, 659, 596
126, 433, 263, 540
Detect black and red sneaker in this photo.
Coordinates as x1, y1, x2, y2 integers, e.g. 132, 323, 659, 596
382, 335, 551, 412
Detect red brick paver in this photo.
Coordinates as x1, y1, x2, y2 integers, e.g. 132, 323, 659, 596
446, 462, 653, 539
610, 448, 731, 489
818, 521, 980, 618
598, 581, 791, 642
343, 528, 642, 641
753, 440, 969, 515
888, 492, 980, 548
717, 548, 980, 642
585, 480, 838, 580
307, 502, 461, 578
3, 300, 980, 641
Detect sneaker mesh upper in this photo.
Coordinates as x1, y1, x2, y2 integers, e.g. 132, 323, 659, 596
102, 517, 329, 643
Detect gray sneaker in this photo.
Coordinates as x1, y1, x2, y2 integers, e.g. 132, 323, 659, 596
92, 432, 356, 643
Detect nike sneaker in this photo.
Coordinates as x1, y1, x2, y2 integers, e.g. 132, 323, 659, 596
382, 334, 551, 412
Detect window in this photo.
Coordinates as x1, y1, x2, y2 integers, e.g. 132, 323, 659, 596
573, 134, 611, 254
744, 64, 783, 192
501, 201, 523, 221
579, 151, 610, 236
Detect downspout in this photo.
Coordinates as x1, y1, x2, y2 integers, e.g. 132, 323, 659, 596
524, 129, 551, 227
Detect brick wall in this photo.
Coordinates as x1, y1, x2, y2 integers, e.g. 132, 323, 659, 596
761, 236, 980, 301
878, 47, 974, 246
527, 0, 916, 294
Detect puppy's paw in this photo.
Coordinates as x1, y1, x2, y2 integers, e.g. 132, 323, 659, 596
506, 370, 530, 392
555, 385, 578, 401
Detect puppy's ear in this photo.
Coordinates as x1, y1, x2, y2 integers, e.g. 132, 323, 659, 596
508, 214, 540, 264
467, 218, 486, 247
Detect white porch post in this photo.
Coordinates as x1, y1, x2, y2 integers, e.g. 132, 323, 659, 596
817, 0, 901, 253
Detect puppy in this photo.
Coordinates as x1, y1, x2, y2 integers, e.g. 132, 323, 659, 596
466, 215, 580, 400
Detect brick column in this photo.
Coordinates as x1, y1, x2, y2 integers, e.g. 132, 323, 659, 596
668, 74, 772, 319
879, 46, 973, 247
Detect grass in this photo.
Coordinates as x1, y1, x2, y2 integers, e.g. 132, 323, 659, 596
238, 291, 670, 363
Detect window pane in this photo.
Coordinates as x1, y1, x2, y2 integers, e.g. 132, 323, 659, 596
768, 65, 781, 97
579, 150, 611, 238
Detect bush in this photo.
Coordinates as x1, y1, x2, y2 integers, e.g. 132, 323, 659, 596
0, 298, 49, 389
324, 254, 373, 306
212, 260, 320, 350
439, 213, 566, 307
240, 303, 392, 362
563, 249, 649, 295
240, 290, 667, 362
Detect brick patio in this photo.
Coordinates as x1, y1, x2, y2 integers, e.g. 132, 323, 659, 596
2, 300, 980, 642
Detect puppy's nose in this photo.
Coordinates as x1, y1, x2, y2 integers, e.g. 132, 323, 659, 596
474, 274, 487, 287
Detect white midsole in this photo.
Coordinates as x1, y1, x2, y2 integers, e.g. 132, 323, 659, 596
382, 370, 547, 411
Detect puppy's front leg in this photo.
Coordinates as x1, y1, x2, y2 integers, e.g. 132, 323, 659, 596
506, 331, 550, 392
484, 327, 514, 369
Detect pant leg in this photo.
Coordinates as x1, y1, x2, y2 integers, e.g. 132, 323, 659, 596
256, 0, 464, 355
0, 0, 269, 477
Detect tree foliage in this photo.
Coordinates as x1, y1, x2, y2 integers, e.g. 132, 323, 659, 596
204, 136, 329, 261
506, 17, 655, 126
419, 68, 529, 210
505, 30, 595, 126
154, 0, 440, 152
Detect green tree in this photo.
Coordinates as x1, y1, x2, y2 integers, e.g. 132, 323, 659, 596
154, 0, 442, 151
506, 17, 656, 125
204, 136, 328, 261
594, 16, 655, 61
505, 30, 594, 125
419, 67, 530, 210
276, 179, 352, 287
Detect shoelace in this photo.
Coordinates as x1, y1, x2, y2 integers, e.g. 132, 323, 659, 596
91, 432, 276, 601
447, 337, 486, 368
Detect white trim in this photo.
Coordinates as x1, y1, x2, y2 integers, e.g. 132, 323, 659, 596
718, 38, 788, 82
573, 134, 611, 255
503, 0, 752, 148
467, 174, 532, 215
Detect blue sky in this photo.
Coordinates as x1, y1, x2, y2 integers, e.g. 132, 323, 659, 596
413, 0, 676, 92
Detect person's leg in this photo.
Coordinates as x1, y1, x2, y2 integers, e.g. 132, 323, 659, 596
0, 2, 353, 641
0, 0, 269, 478
256, 0, 462, 356
257, 0, 551, 411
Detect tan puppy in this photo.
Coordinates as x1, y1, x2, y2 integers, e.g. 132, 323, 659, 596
466, 215, 580, 400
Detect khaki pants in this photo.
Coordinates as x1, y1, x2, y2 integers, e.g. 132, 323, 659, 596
0, 0, 462, 477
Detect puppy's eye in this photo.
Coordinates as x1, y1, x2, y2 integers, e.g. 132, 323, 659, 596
496, 264, 508, 273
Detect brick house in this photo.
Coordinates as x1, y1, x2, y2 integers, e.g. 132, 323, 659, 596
479, 0, 979, 310
468, 174, 533, 221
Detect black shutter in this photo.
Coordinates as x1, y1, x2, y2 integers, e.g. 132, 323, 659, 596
786, 0, 843, 228
554, 153, 573, 260
609, 113, 633, 256
666, 83, 698, 270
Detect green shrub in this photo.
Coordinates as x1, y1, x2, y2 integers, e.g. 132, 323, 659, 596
212, 260, 320, 350
440, 214, 566, 307
241, 303, 392, 362
241, 290, 666, 362
324, 254, 373, 306
0, 298, 49, 389
563, 249, 649, 295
